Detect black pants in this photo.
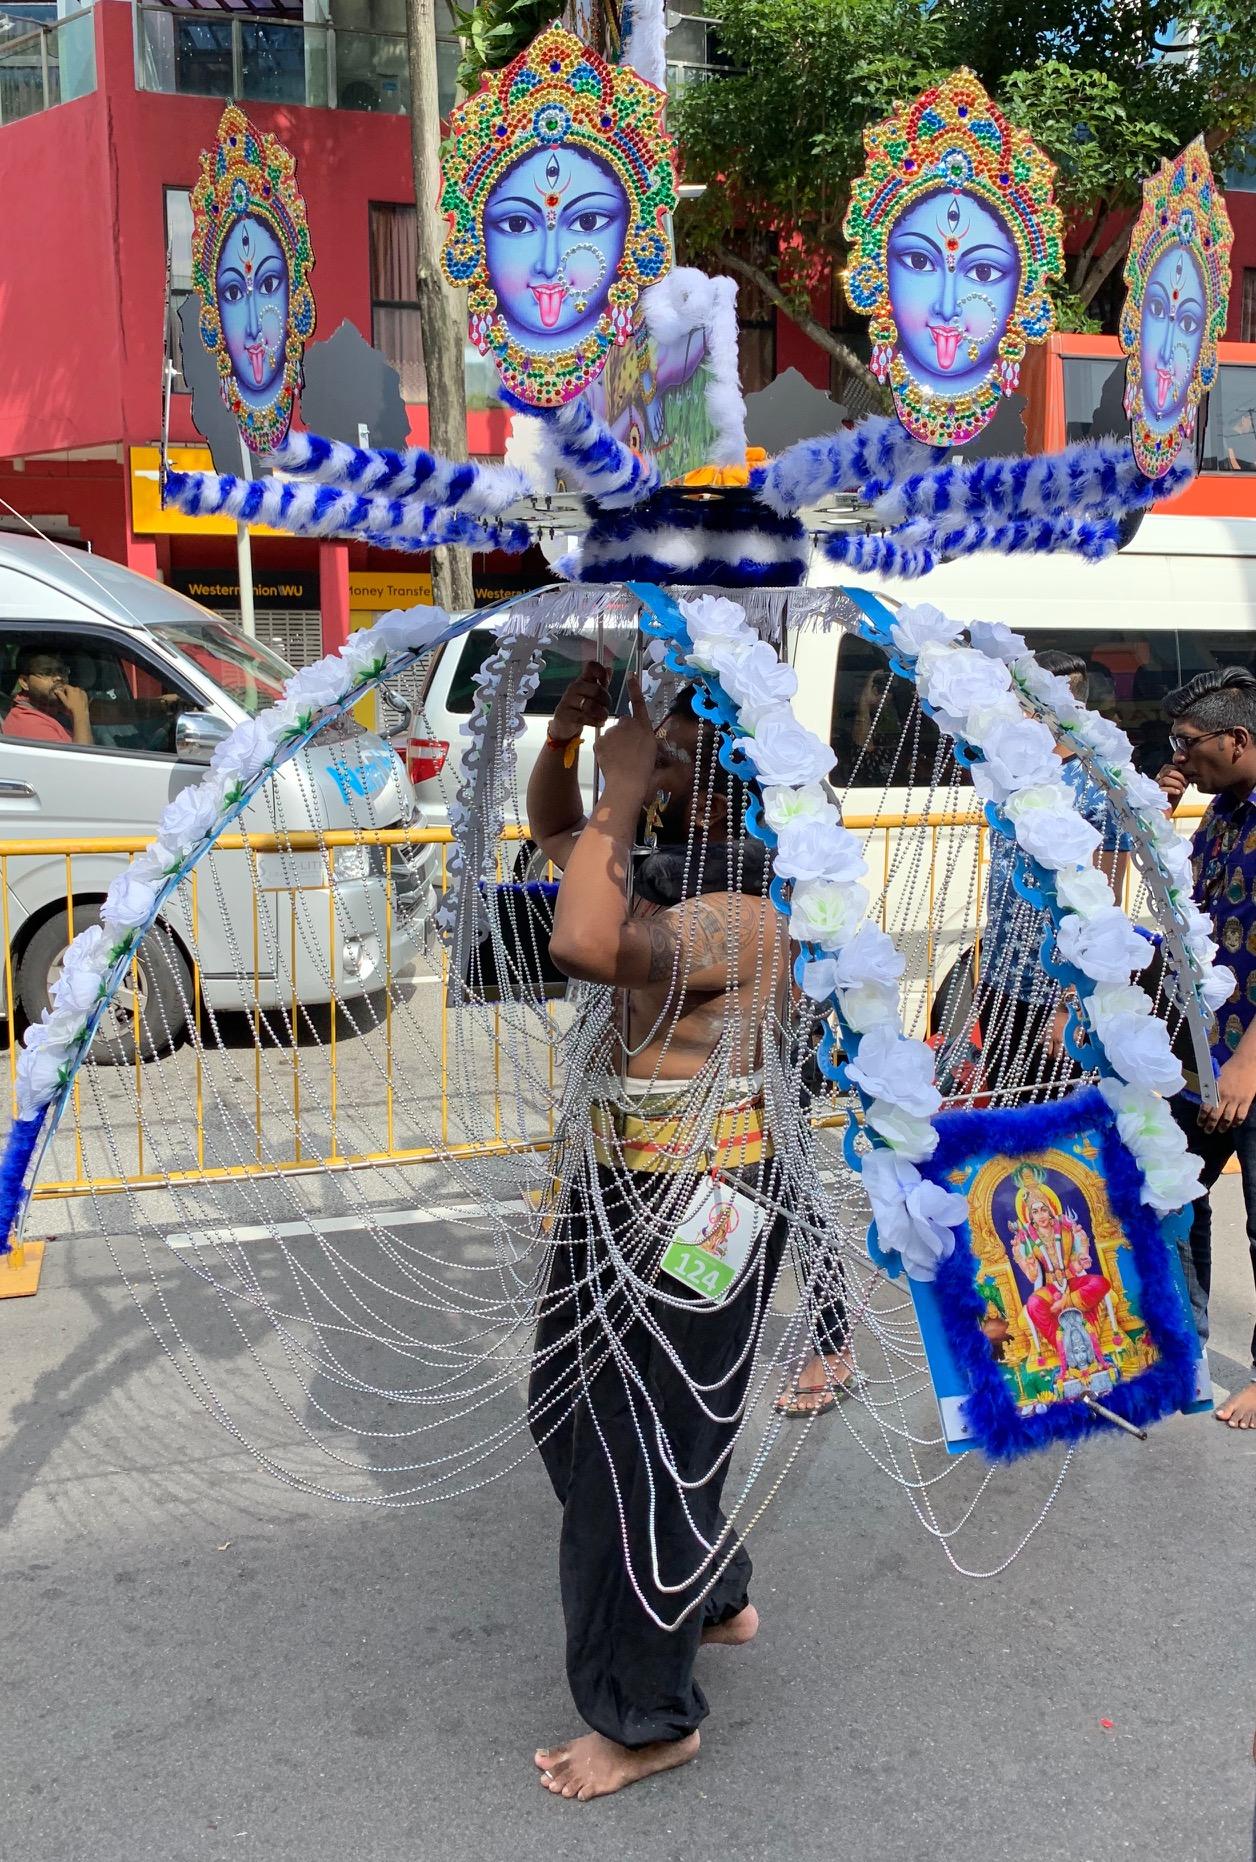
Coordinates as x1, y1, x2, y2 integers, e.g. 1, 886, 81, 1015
528, 1166, 790, 1748
1170, 1094, 1256, 1368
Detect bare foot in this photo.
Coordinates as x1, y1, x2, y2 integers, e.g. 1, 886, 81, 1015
534, 1729, 699, 1801
701, 1602, 758, 1647
1216, 1381, 1256, 1429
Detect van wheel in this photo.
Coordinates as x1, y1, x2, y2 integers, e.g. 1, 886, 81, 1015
18, 906, 192, 1066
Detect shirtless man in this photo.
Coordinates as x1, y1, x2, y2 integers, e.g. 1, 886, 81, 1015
524, 659, 793, 1800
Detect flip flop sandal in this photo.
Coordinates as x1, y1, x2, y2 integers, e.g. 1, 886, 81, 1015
774, 1384, 839, 1418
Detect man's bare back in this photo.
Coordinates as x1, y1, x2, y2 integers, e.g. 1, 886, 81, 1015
623, 892, 787, 1082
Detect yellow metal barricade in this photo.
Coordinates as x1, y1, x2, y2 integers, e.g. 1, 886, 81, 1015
0, 803, 1205, 1209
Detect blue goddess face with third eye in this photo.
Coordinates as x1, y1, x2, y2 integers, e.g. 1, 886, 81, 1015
483, 145, 629, 346
215, 213, 290, 405
886, 189, 1021, 392
1139, 241, 1206, 426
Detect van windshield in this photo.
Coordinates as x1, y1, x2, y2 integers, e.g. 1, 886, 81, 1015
154, 618, 294, 717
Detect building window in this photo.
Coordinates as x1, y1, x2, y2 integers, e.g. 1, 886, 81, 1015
730, 236, 775, 395
666, 1, 725, 89
369, 203, 499, 408
370, 202, 426, 403
165, 186, 195, 396
1243, 270, 1256, 345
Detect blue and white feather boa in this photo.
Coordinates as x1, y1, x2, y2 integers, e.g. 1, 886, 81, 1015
561, 488, 808, 587
162, 464, 534, 556
870, 434, 1194, 528
270, 430, 531, 515
754, 416, 939, 515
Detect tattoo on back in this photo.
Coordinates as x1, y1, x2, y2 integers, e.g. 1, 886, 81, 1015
645, 900, 731, 984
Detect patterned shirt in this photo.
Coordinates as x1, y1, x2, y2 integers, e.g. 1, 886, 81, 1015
1189, 785, 1256, 1088
981, 756, 1132, 1005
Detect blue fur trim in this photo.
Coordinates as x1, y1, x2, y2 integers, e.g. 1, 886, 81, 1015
756, 415, 939, 514
571, 487, 808, 586
873, 435, 1195, 529
924, 1088, 1200, 1460
0, 1107, 49, 1254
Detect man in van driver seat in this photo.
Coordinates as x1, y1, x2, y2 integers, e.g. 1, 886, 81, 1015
2, 647, 92, 745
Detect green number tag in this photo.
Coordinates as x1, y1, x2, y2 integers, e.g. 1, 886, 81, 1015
660, 1241, 736, 1301
658, 1177, 766, 1303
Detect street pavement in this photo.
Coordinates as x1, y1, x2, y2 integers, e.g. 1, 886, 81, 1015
3, 1177, 1255, 1862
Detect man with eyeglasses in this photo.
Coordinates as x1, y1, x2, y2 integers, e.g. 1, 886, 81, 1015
2, 647, 92, 745
1158, 665, 1256, 1429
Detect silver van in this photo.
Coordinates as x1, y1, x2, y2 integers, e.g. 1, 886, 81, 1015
0, 534, 435, 1059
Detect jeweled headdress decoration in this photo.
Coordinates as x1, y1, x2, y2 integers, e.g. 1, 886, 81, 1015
1013, 1163, 1062, 1229
190, 104, 316, 455
1119, 139, 1233, 480
439, 25, 677, 407
842, 69, 1064, 448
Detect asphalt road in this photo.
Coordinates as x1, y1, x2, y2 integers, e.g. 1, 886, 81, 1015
3, 1178, 1255, 1862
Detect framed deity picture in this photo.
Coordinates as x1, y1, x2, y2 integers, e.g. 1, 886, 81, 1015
908, 1088, 1211, 1459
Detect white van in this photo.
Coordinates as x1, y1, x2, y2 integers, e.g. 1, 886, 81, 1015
410, 512, 1256, 820
0, 535, 435, 1059
405, 515, 1255, 1026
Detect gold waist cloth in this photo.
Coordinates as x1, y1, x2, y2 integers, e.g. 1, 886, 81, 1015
589, 1093, 772, 1174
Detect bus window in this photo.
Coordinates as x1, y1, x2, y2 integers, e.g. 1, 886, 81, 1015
830, 633, 967, 789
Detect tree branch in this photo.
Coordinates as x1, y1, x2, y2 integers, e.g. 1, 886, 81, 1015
1070, 200, 1109, 293
713, 244, 885, 400
1077, 222, 1133, 309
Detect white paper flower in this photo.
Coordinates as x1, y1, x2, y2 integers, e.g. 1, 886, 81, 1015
1139, 1151, 1206, 1212
158, 777, 228, 856
1054, 864, 1115, 920
837, 980, 902, 1033
1055, 907, 1153, 984
209, 715, 281, 785
101, 869, 159, 935
1155, 832, 1193, 887
760, 782, 832, 834
915, 642, 1012, 735
286, 654, 353, 713
680, 595, 751, 667
1013, 657, 1083, 722
788, 879, 868, 951
968, 618, 1028, 663
773, 816, 867, 886
1077, 712, 1133, 765
976, 715, 1059, 797
844, 1025, 940, 1120
1012, 806, 1103, 872
965, 694, 1025, 741
1097, 1076, 1188, 1154
889, 603, 963, 659
50, 926, 108, 1017
1003, 781, 1069, 823
742, 711, 835, 786
831, 922, 906, 992
864, 1098, 938, 1161
1090, 1003, 1184, 1097
863, 1146, 960, 1277
800, 955, 839, 1000
1123, 768, 1171, 815
1089, 981, 1150, 1022
367, 604, 451, 657
709, 639, 799, 728
1200, 963, 1237, 1013
339, 629, 392, 680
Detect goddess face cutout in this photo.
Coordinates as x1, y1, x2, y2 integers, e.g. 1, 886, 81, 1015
483, 146, 628, 346
1137, 241, 1206, 427
886, 191, 1021, 395
1119, 140, 1232, 479
215, 215, 291, 406
190, 104, 314, 453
